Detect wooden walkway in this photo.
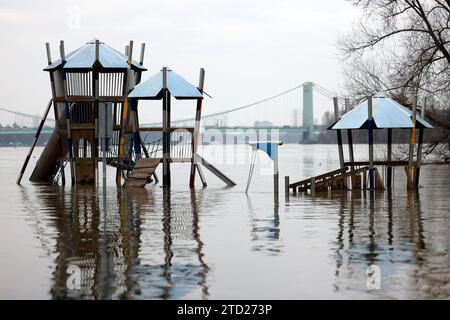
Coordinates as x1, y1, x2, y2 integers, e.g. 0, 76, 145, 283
287, 166, 384, 194
125, 158, 161, 188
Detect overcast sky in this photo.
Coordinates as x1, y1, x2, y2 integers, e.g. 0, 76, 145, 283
0, 0, 359, 121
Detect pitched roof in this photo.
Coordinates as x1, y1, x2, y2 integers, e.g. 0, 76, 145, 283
128, 69, 202, 100
44, 40, 146, 71
330, 95, 433, 130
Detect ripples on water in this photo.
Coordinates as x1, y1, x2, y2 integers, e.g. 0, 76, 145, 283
1, 145, 450, 299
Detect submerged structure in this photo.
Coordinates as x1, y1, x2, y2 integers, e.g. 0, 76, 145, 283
286, 94, 433, 195
17, 39, 235, 188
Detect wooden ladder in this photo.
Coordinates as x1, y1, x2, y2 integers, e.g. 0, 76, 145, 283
125, 158, 161, 188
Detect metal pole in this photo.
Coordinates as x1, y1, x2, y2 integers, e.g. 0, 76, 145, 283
60, 40, 76, 186
368, 96, 374, 190
407, 96, 417, 191
245, 147, 257, 194
190, 68, 205, 187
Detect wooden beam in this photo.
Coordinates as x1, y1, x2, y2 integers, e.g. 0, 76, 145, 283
190, 68, 205, 188
138, 127, 194, 132
17, 100, 53, 184
345, 98, 355, 187
285, 176, 290, 201
162, 66, 171, 188
368, 96, 374, 189
59, 40, 76, 186
407, 96, 417, 191
414, 97, 426, 190
196, 154, 236, 186
196, 164, 207, 187
333, 97, 345, 169
387, 128, 393, 189
116, 40, 133, 186
46, 42, 65, 185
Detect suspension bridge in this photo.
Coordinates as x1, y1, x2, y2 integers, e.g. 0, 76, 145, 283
0, 82, 341, 146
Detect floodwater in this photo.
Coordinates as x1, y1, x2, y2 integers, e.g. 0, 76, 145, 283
1, 144, 450, 299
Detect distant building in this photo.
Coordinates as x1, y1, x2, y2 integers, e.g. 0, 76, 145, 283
32, 114, 40, 128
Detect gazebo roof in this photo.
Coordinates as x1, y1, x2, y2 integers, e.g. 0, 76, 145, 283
44, 40, 146, 71
128, 69, 202, 100
329, 95, 433, 130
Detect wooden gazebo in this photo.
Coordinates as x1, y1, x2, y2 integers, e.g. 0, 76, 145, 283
286, 94, 433, 195
329, 94, 433, 191
127, 67, 236, 188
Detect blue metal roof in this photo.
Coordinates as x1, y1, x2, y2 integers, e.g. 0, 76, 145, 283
44, 40, 146, 71
331, 96, 433, 130
128, 69, 202, 100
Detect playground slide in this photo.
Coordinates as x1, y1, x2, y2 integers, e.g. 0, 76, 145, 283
29, 128, 67, 182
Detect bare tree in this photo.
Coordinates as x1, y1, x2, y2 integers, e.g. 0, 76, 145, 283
339, 0, 450, 160
339, 1, 450, 109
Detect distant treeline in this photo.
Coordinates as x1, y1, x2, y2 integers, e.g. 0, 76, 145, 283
315, 127, 449, 145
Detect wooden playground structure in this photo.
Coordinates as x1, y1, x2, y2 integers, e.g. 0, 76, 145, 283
17, 39, 235, 189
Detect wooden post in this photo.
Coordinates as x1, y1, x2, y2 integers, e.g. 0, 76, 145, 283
414, 97, 425, 190
135, 43, 145, 84
131, 43, 145, 160
345, 99, 355, 189
368, 96, 374, 190
387, 128, 393, 189
59, 40, 76, 186
285, 176, 290, 202
273, 143, 279, 201
46, 42, 65, 185
344, 97, 350, 114
345, 99, 354, 166
333, 97, 345, 169
190, 68, 205, 187
134, 43, 146, 158
93, 40, 107, 188
407, 96, 417, 191
162, 67, 171, 188
310, 176, 316, 197
117, 40, 133, 186
17, 100, 53, 184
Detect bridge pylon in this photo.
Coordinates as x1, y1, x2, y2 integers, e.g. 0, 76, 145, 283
302, 82, 314, 142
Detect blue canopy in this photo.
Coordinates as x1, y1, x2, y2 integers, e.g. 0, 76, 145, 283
248, 141, 282, 161
44, 40, 146, 71
128, 69, 202, 100
330, 95, 433, 130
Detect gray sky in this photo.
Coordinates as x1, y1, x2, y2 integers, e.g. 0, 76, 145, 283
0, 0, 359, 121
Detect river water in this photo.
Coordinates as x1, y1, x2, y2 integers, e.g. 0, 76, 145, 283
1, 144, 450, 299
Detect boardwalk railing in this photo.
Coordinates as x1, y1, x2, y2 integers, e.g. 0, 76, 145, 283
287, 165, 384, 195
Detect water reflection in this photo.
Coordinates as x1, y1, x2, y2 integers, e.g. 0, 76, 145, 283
21, 186, 209, 299
6, 146, 450, 299
330, 190, 430, 296
247, 197, 282, 255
